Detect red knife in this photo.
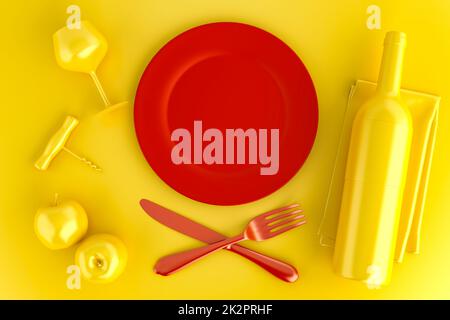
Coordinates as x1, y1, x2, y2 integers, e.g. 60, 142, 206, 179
140, 199, 298, 282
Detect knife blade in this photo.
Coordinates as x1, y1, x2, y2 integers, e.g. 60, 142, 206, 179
140, 199, 298, 282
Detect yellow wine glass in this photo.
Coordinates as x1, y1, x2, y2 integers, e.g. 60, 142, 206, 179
53, 21, 111, 107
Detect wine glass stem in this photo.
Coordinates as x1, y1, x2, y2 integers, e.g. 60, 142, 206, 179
89, 71, 111, 107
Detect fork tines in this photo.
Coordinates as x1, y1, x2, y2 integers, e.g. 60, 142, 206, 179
260, 204, 306, 237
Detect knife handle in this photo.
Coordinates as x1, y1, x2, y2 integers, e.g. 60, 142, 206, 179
227, 244, 298, 282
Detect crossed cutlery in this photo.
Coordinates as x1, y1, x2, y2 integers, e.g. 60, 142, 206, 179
140, 199, 306, 282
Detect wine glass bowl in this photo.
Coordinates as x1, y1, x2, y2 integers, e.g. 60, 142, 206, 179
53, 21, 108, 74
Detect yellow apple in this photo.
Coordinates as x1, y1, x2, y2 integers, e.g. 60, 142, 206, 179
34, 200, 88, 250
75, 234, 127, 284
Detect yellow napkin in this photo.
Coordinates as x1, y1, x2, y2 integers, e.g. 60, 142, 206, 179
319, 80, 440, 262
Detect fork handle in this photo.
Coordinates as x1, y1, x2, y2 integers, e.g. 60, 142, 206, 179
155, 234, 246, 276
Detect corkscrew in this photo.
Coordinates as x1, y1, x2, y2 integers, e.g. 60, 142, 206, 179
35, 116, 102, 172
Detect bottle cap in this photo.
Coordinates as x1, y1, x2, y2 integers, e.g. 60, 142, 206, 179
384, 31, 407, 46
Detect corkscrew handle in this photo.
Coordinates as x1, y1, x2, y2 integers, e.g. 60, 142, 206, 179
35, 116, 79, 170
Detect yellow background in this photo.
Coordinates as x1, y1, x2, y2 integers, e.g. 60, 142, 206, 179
1, 0, 449, 299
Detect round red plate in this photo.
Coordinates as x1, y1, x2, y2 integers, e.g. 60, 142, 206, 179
135, 22, 318, 205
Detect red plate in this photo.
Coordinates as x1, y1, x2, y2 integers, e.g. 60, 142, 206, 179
135, 22, 318, 205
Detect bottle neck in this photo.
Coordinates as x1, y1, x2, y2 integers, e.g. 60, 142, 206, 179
376, 32, 406, 96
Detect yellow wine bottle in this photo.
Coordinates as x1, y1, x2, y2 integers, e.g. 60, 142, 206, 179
333, 32, 412, 287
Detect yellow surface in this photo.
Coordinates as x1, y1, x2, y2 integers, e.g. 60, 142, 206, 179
1, 0, 450, 299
